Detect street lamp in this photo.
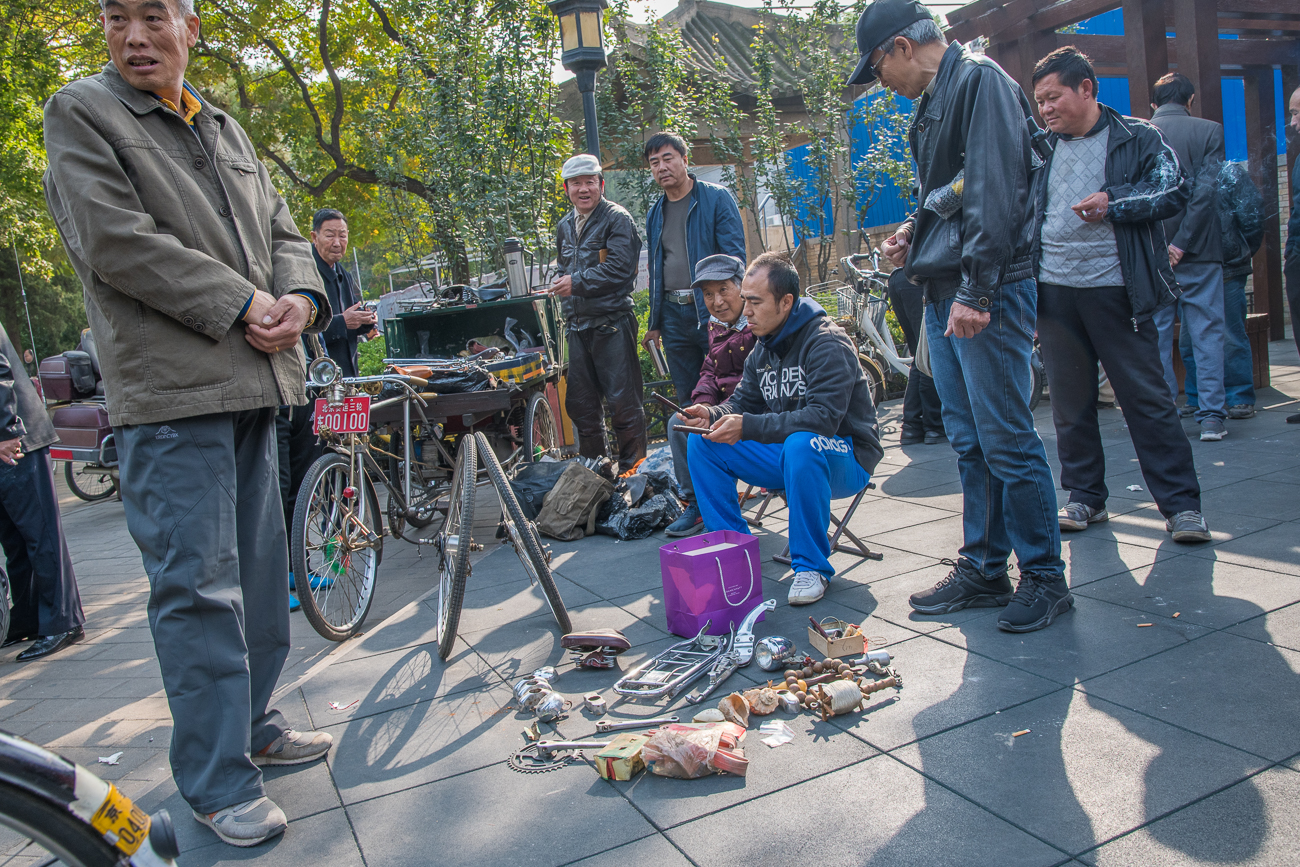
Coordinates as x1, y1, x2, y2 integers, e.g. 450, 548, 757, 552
548, 0, 607, 157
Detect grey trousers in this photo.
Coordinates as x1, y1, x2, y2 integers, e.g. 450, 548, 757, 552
116, 408, 290, 814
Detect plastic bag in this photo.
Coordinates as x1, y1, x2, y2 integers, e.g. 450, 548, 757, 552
642, 722, 748, 779
595, 492, 682, 541
636, 448, 684, 499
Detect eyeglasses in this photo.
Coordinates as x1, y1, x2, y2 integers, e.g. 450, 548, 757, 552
868, 49, 887, 80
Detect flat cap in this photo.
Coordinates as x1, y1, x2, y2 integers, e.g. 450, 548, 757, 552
561, 153, 603, 180
691, 254, 746, 289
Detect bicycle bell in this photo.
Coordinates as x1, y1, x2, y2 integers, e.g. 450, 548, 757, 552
754, 636, 799, 672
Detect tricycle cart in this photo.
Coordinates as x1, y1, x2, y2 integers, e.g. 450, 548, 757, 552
291, 293, 573, 657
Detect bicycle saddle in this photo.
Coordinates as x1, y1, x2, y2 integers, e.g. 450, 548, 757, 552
562, 628, 631, 669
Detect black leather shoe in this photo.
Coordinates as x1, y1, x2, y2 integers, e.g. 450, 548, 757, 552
923, 430, 948, 445
900, 427, 925, 445
16, 627, 84, 661
2, 631, 37, 649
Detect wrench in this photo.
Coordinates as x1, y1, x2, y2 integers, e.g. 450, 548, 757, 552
595, 716, 679, 733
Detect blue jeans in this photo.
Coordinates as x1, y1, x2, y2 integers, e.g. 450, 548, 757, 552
659, 300, 710, 403
925, 278, 1063, 578
689, 432, 870, 578
1180, 274, 1255, 409
1154, 261, 1226, 421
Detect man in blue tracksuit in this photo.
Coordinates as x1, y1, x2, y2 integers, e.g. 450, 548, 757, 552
642, 132, 747, 403
678, 253, 883, 606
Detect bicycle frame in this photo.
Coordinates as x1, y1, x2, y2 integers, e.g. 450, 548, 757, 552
840, 253, 913, 378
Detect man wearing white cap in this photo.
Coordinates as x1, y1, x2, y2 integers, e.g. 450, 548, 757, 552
551, 154, 647, 472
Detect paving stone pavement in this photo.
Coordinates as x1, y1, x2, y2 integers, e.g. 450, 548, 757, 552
3, 339, 1299, 866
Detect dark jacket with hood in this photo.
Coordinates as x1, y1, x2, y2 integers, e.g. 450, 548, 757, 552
555, 197, 643, 327
899, 42, 1042, 312
1032, 104, 1190, 325
1218, 161, 1264, 281
708, 298, 883, 475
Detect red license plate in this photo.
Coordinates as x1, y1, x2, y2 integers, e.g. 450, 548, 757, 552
313, 396, 371, 435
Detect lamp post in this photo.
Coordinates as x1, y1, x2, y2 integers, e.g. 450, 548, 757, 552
548, 0, 608, 157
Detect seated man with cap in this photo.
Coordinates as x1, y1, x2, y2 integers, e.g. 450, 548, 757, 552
551, 153, 648, 473
664, 254, 757, 537
677, 253, 883, 605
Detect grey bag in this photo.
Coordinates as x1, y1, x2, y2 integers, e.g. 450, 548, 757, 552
536, 462, 615, 541
915, 305, 932, 378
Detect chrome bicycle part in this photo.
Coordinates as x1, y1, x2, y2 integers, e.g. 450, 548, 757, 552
612, 622, 727, 701
594, 716, 679, 733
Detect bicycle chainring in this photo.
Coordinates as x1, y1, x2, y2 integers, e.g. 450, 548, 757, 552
506, 744, 579, 773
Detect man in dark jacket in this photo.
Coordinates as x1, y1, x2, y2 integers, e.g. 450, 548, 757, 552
552, 153, 647, 472
1030, 47, 1209, 545
852, 0, 1068, 632
886, 268, 944, 444
1287, 86, 1300, 424
1149, 73, 1229, 438
1182, 162, 1264, 419
679, 253, 883, 606
663, 254, 757, 537
642, 132, 747, 403
0, 323, 85, 660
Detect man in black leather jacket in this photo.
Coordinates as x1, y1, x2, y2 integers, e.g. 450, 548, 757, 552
849, 0, 1068, 633
551, 153, 647, 472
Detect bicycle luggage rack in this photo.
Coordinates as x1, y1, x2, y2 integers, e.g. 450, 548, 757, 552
612, 622, 729, 701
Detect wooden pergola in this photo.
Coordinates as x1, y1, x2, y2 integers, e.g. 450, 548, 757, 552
945, 0, 1300, 340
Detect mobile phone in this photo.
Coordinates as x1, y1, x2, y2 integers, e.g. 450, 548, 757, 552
651, 392, 685, 415
671, 424, 710, 434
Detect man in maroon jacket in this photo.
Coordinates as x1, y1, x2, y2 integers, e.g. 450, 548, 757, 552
665, 254, 756, 536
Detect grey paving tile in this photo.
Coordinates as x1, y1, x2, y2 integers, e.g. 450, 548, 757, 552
832, 562, 1002, 634
1082, 631, 1300, 761
824, 541, 938, 588
1185, 521, 1300, 577
1058, 533, 1178, 589
346, 761, 656, 866
866, 513, 968, 560
874, 464, 962, 497
892, 690, 1266, 856
613, 710, 877, 827
1086, 504, 1279, 552
172, 806, 364, 866
1072, 553, 1300, 629
452, 572, 600, 638
298, 641, 499, 726
562, 834, 691, 867
1081, 766, 1300, 866
1227, 600, 1300, 653
666, 753, 1066, 866
825, 632, 1064, 751
1198, 479, 1300, 521
928, 596, 1208, 687
551, 542, 676, 596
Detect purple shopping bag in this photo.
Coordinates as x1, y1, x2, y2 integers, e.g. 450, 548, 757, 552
659, 530, 766, 637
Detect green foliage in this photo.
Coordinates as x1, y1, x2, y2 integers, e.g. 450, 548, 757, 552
0, 250, 88, 360
357, 334, 387, 376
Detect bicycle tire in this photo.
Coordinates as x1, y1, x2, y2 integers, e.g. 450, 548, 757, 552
292, 452, 383, 641
858, 353, 887, 408
0, 780, 119, 867
434, 435, 476, 660
474, 432, 571, 635
522, 391, 560, 462
64, 462, 117, 503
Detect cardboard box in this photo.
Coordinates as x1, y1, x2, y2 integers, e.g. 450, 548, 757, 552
807, 624, 866, 659
595, 733, 649, 781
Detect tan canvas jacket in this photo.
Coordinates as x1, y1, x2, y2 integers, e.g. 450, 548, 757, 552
42, 63, 330, 426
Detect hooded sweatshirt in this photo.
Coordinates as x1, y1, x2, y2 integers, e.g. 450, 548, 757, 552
709, 298, 883, 474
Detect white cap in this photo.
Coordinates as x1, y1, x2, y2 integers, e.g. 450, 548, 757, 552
560, 153, 603, 180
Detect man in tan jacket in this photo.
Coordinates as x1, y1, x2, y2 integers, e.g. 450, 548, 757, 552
43, 0, 333, 848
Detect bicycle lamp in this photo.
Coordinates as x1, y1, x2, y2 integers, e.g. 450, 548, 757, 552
307, 355, 341, 388
754, 636, 799, 671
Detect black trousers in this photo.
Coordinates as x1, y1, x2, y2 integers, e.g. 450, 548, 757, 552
1287, 259, 1300, 358
276, 402, 322, 551
1037, 282, 1200, 517
0, 447, 84, 637
886, 270, 943, 433
566, 313, 647, 472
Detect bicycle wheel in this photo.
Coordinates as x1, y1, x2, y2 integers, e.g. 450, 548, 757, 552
474, 432, 571, 635
292, 452, 383, 641
64, 462, 117, 502
0, 780, 119, 867
522, 390, 560, 462
434, 435, 476, 660
858, 353, 887, 407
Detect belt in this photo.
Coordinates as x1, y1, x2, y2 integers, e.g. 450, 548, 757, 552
665, 291, 695, 305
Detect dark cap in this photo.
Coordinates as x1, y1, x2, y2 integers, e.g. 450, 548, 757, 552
691, 254, 746, 289
847, 0, 935, 86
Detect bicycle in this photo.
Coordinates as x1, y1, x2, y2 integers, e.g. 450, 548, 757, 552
0, 729, 179, 866
290, 358, 571, 658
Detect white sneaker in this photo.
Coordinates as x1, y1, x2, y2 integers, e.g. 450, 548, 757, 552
252, 729, 333, 766
193, 797, 287, 847
788, 571, 828, 605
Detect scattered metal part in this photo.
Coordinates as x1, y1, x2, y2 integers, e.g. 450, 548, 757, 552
777, 692, 801, 713
584, 693, 607, 715
730, 599, 777, 665
505, 740, 609, 774
594, 716, 679, 733
686, 626, 739, 705
532, 666, 559, 685
519, 686, 550, 712
851, 649, 892, 669
755, 636, 800, 671
522, 721, 542, 743
534, 692, 571, 722
613, 622, 726, 701
513, 676, 548, 704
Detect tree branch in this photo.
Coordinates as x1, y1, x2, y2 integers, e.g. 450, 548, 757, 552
318, 0, 345, 149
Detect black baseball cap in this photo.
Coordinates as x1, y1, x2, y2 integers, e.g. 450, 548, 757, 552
847, 0, 935, 86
